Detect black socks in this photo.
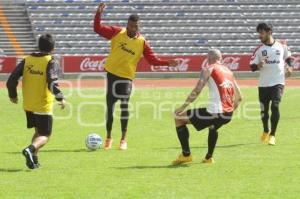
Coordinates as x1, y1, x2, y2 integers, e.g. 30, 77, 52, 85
28, 144, 36, 153
270, 102, 280, 136
176, 125, 191, 157
206, 128, 219, 159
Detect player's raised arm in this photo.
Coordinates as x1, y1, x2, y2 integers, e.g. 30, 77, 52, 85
143, 41, 178, 66
6, 59, 25, 104
93, 2, 122, 40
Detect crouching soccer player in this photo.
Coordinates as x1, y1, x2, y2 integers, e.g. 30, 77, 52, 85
6, 34, 65, 169
172, 49, 242, 165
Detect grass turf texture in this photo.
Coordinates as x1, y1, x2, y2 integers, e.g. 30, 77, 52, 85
0, 86, 300, 199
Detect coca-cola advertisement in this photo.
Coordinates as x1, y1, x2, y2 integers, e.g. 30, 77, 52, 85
0, 57, 17, 73
61, 54, 300, 73
138, 56, 203, 72
63, 56, 106, 72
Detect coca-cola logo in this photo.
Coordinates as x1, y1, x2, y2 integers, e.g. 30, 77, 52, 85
291, 55, 300, 69
0, 59, 4, 71
151, 58, 189, 72
80, 57, 106, 71
201, 56, 240, 70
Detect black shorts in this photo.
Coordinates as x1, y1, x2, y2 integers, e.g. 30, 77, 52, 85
106, 72, 132, 101
258, 84, 284, 104
25, 111, 53, 136
187, 108, 233, 131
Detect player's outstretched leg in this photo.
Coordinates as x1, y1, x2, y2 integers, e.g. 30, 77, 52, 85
172, 112, 193, 165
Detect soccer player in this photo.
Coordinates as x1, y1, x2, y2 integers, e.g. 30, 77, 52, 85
94, 3, 178, 150
6, 34, 65, 169
250, 23, 293, 145
172, 49, 242, 165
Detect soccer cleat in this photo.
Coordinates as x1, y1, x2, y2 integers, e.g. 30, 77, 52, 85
22, 148, 39, 169
202, 157, 215, 164
172, 154, 193, 166
261, 132, 270, 144
119, 140, 127, 150
268, 135, 276, 146
104, 138, 113, 150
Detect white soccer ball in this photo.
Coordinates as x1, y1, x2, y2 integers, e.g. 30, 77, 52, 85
85, 133, 103, 150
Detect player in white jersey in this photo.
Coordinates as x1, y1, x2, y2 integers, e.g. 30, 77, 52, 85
250, 23, 294, 146
172, 49, 242, 165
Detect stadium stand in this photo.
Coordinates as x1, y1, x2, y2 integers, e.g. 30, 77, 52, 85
0, 0, 299, 56
0, 1, 37, 56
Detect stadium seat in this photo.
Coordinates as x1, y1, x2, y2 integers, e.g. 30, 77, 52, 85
23, 0, 300, 55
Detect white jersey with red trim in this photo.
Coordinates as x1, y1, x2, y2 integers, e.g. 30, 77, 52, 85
250, 40, 291, 87
206, 64, 235, 114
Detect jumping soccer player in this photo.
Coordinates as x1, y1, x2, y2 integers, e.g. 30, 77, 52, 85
172, 49, 242, 165
6, 34, 65, 169
250, 23, 293, 145
94, 2, 178, 150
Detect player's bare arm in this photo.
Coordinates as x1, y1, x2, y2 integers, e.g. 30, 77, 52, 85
233, 80, 242, 110
58, 99, 66, 110
285, 57, 294, 78
175, 68, 210, 115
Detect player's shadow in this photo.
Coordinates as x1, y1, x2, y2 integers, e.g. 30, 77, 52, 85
112, 163, 197, 170
154, 143, 257, 150
4, 149, 88, 154
41, 149, 89, 153
0, 168, 24, 173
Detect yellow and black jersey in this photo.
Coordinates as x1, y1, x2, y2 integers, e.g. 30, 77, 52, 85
6, 53, 64, 114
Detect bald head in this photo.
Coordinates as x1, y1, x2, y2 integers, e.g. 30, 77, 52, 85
207, 49, 222, 64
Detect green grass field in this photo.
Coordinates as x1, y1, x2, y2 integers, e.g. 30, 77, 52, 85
0, 85, 300, 199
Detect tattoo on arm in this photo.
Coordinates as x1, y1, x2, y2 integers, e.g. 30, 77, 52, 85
183, 68, 210, 107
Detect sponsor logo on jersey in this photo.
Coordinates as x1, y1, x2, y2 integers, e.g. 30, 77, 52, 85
219, 79, 234, 89
26, 65, 44, 75
118, 42, 135, 55
266, 59, 280, 64
276, 50, 280, 55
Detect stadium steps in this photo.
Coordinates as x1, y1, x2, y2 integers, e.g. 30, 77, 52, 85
0, 3, 37, 56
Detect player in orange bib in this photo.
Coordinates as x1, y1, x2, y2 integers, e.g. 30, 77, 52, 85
172, 49, 242, 164
94, 2, 178, 150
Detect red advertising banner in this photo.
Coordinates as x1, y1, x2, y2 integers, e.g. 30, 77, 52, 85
1, 55, 299, 73
0, 57, 17, 73
63, 54, 300, 73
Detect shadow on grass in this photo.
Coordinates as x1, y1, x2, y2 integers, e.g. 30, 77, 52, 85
4, 148, 89, 154
155, 143, 258, 150
112, 163, 198, 170
0, 168, 24, 173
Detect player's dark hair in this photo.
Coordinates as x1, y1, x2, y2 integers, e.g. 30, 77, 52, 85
128, 14, 139, 22
256, 23, 273, 33
38, 33, 55, 53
